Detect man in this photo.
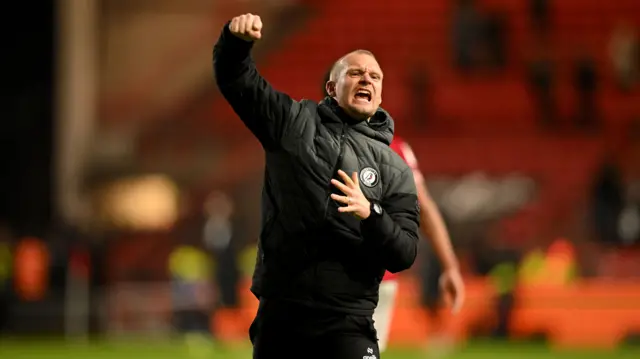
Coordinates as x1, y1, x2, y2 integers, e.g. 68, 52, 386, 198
377, 137, 464, 352
321, 72, 465, 352
214, 14, 420, 359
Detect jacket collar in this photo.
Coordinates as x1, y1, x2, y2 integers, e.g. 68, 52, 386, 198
318, 97, 394, 146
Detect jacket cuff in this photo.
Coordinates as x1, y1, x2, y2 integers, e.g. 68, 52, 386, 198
360, 209, 392, 245
222, 21, 255, 51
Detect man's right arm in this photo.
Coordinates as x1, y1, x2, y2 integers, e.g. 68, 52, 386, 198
360, 167, 420, 273
213, 17, 299, 150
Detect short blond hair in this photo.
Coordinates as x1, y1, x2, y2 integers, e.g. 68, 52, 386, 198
328, 49, 377, 81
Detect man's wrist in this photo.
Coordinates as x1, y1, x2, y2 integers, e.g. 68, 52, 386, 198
442, 258, 460, 271
368, 200, 382, 218
361, 200, 381, 224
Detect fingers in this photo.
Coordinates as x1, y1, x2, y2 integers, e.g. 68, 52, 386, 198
237, 15, 247, 33
247, 13, 262, 40
441, 275, 465, 314
229, 17, 240, 33
253, 15, 263, 31
229, 14, 262, 40
442, 291, 453, 310
338, 205, 358, 213
337, 170, 355, 187
332, 170, 368, 218
331, 179, 351, 195
451, 292, 464, 314
452, 285, 465, 314
248, 30, 262, 40
330, 193, 349, 204
240, 13, 253, 33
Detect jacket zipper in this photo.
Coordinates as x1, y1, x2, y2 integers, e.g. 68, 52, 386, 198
316, 123, 348, 289
324, 124, 348, 218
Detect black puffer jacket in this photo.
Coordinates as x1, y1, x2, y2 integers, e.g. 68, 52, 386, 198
214, 24, 420, 315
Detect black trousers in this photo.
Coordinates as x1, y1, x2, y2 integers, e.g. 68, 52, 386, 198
250, 298, 380, 359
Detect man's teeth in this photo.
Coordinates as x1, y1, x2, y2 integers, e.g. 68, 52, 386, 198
356, 91, 371, 100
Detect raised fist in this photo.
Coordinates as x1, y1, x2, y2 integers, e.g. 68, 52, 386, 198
229, 13, 263, 42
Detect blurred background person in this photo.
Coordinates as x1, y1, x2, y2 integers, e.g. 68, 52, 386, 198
406, 62, 434, 129
527, 41, 557, 129
167, 193, 216, 355
529, 0, 550, 37
573, 49, 600, 130
381, 137, 464, 354
590, 155, 625, 245
609, 21, 639, 93
168, 238, 215, 354
451, 0, 483, 72
202, 190, 240, 310
479, 10, 508, 71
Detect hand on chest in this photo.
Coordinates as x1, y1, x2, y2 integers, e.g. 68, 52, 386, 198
334, 143, 384, 202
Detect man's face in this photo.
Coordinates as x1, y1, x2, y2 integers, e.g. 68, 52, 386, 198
327, 53, 383, 120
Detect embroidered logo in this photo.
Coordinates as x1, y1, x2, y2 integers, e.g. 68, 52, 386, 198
360, 167, 379, 188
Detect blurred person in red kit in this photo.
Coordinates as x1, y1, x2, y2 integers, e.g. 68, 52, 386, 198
214, 13, 420, 359
379, 138, 464, 352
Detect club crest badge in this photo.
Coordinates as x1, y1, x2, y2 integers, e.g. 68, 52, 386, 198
360, 167, 379, 188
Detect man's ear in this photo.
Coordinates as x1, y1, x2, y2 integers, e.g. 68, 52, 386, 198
325, 81, 336, 97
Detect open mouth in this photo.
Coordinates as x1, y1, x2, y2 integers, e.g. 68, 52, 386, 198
354, 89, 372, 102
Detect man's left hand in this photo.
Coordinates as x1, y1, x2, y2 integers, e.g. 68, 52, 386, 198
439, 268, 465, 314
331, 170, 371, 220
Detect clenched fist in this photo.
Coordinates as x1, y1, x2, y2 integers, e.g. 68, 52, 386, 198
229, 13, 263, 42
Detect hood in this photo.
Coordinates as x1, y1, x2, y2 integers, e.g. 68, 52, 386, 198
318, 97, 394, 146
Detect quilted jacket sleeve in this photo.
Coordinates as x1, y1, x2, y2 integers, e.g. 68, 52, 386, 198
213, 23, 301, 150
361, 166, 420, 273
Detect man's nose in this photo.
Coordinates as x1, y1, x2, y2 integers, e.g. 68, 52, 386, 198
359, 75, 372, 84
